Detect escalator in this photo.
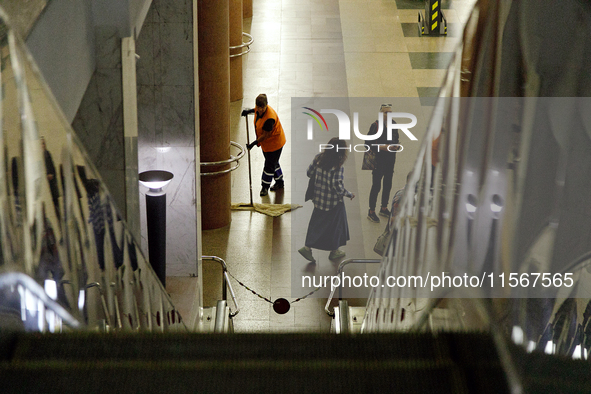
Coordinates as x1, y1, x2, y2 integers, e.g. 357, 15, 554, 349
2, 331, 591, 393
0, 331, 508, 393
0, 3, 185, 335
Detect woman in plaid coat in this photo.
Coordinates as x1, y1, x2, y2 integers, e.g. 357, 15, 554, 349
298, 138, 355, 263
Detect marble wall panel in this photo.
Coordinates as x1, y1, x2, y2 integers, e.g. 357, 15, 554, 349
137, 145, 158, 172
161, 85, 195, 147
72, 77, 103, 149
154, 84, 165, 145
72, 28, 126, 217
166, 205, 197, 270
159, 21, 194, 87
143, 0, 157, 23
138, 149, 197, 275
138, 147, 196, 210
135, 22, 155, 86
152, 22, 163, 87
154, 0, 193, 23
95, 27, 122, 69
95, 70, 125, 160
136, 0, 197, 278
72, 76, 124, 169
137, 85, 156, 145
159, 147, 196, 206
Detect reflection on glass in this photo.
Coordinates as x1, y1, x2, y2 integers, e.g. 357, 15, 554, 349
0, 12, 185, 334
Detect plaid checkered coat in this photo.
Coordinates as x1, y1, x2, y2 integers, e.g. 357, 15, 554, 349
307, 155, 353, 211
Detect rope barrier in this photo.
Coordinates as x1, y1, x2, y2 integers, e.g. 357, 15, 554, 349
225, 269, 322, 314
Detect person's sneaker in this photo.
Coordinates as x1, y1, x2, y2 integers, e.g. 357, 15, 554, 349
270, 180, 284, 191
260, 187, 269, 197
329, 249, 346, 260
298, 247, 315, 263
379, 207, 391, 217
367, 210, 380, 223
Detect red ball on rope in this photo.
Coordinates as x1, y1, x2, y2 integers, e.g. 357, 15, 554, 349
273, 298, 290, 314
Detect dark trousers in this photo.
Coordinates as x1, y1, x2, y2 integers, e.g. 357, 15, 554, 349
261, 147, 283, 188
369, 167, 394, 210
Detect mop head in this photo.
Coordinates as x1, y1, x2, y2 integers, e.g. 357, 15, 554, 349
231, 203, 302, 217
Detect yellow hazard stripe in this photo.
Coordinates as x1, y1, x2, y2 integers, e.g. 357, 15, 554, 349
432, 10, 438, 20
432, 21, 438, 30
432, 1, 438, 10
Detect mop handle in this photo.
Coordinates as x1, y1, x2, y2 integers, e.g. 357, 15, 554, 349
244, 113, 254, 206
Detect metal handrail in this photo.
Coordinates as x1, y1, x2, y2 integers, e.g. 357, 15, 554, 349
0, 272, 81, 329
202, 256, 240, 317
213, 300, 228, 333
200, 141, 245, 177
336, 300, 350, 334
0, 13, 188, 334
324, 259, 381, 316
111, 282, 123, 329
85, 282, 112, 329
229, 32, 254, 58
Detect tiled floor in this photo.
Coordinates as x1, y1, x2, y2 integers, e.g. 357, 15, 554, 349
172, 0, 477, 333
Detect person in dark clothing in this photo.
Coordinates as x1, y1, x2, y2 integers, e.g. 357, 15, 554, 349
77, 166, 106, 271
42, 137, 61, 222
37, 203, 69, 307
366, 104, 400, 223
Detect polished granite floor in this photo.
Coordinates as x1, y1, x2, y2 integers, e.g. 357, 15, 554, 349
168, 0, 477, 333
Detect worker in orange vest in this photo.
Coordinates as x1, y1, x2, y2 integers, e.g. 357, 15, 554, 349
242, 94, 287, 196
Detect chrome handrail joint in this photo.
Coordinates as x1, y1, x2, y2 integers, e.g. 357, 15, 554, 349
324, 259, 381, 317
202, 255, 240, 317
229, 32, 254, 58
200, 141, 245, 177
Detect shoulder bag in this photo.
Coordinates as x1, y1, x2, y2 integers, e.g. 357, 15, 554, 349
373, 226, 390, 256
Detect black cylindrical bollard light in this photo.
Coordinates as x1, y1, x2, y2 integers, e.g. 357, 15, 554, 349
146, 191, 167, 286
139, 170, 174, 288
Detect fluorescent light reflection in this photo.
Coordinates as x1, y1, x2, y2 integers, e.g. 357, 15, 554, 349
78, 290, 86, 311
511, 326, 524, 345
526, 341, 536, 353
544, 341, 555, 355
573, 345, 582, 360
44, 279, 57, 300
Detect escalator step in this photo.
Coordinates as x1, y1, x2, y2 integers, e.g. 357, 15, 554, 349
0, 360, 472, 394
9, 332, 455, 362
0, 331, 515, 393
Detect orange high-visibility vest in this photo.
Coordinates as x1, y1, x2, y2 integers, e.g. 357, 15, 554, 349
254, 105, 286, 152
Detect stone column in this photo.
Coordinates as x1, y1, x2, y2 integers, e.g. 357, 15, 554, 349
198, 0, 231, 229
229, 0, 243, 102
243, 0, 252, 18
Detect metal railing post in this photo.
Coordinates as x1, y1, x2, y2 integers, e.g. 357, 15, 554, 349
202, 256, 240, 317
324, 259, 381, 316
